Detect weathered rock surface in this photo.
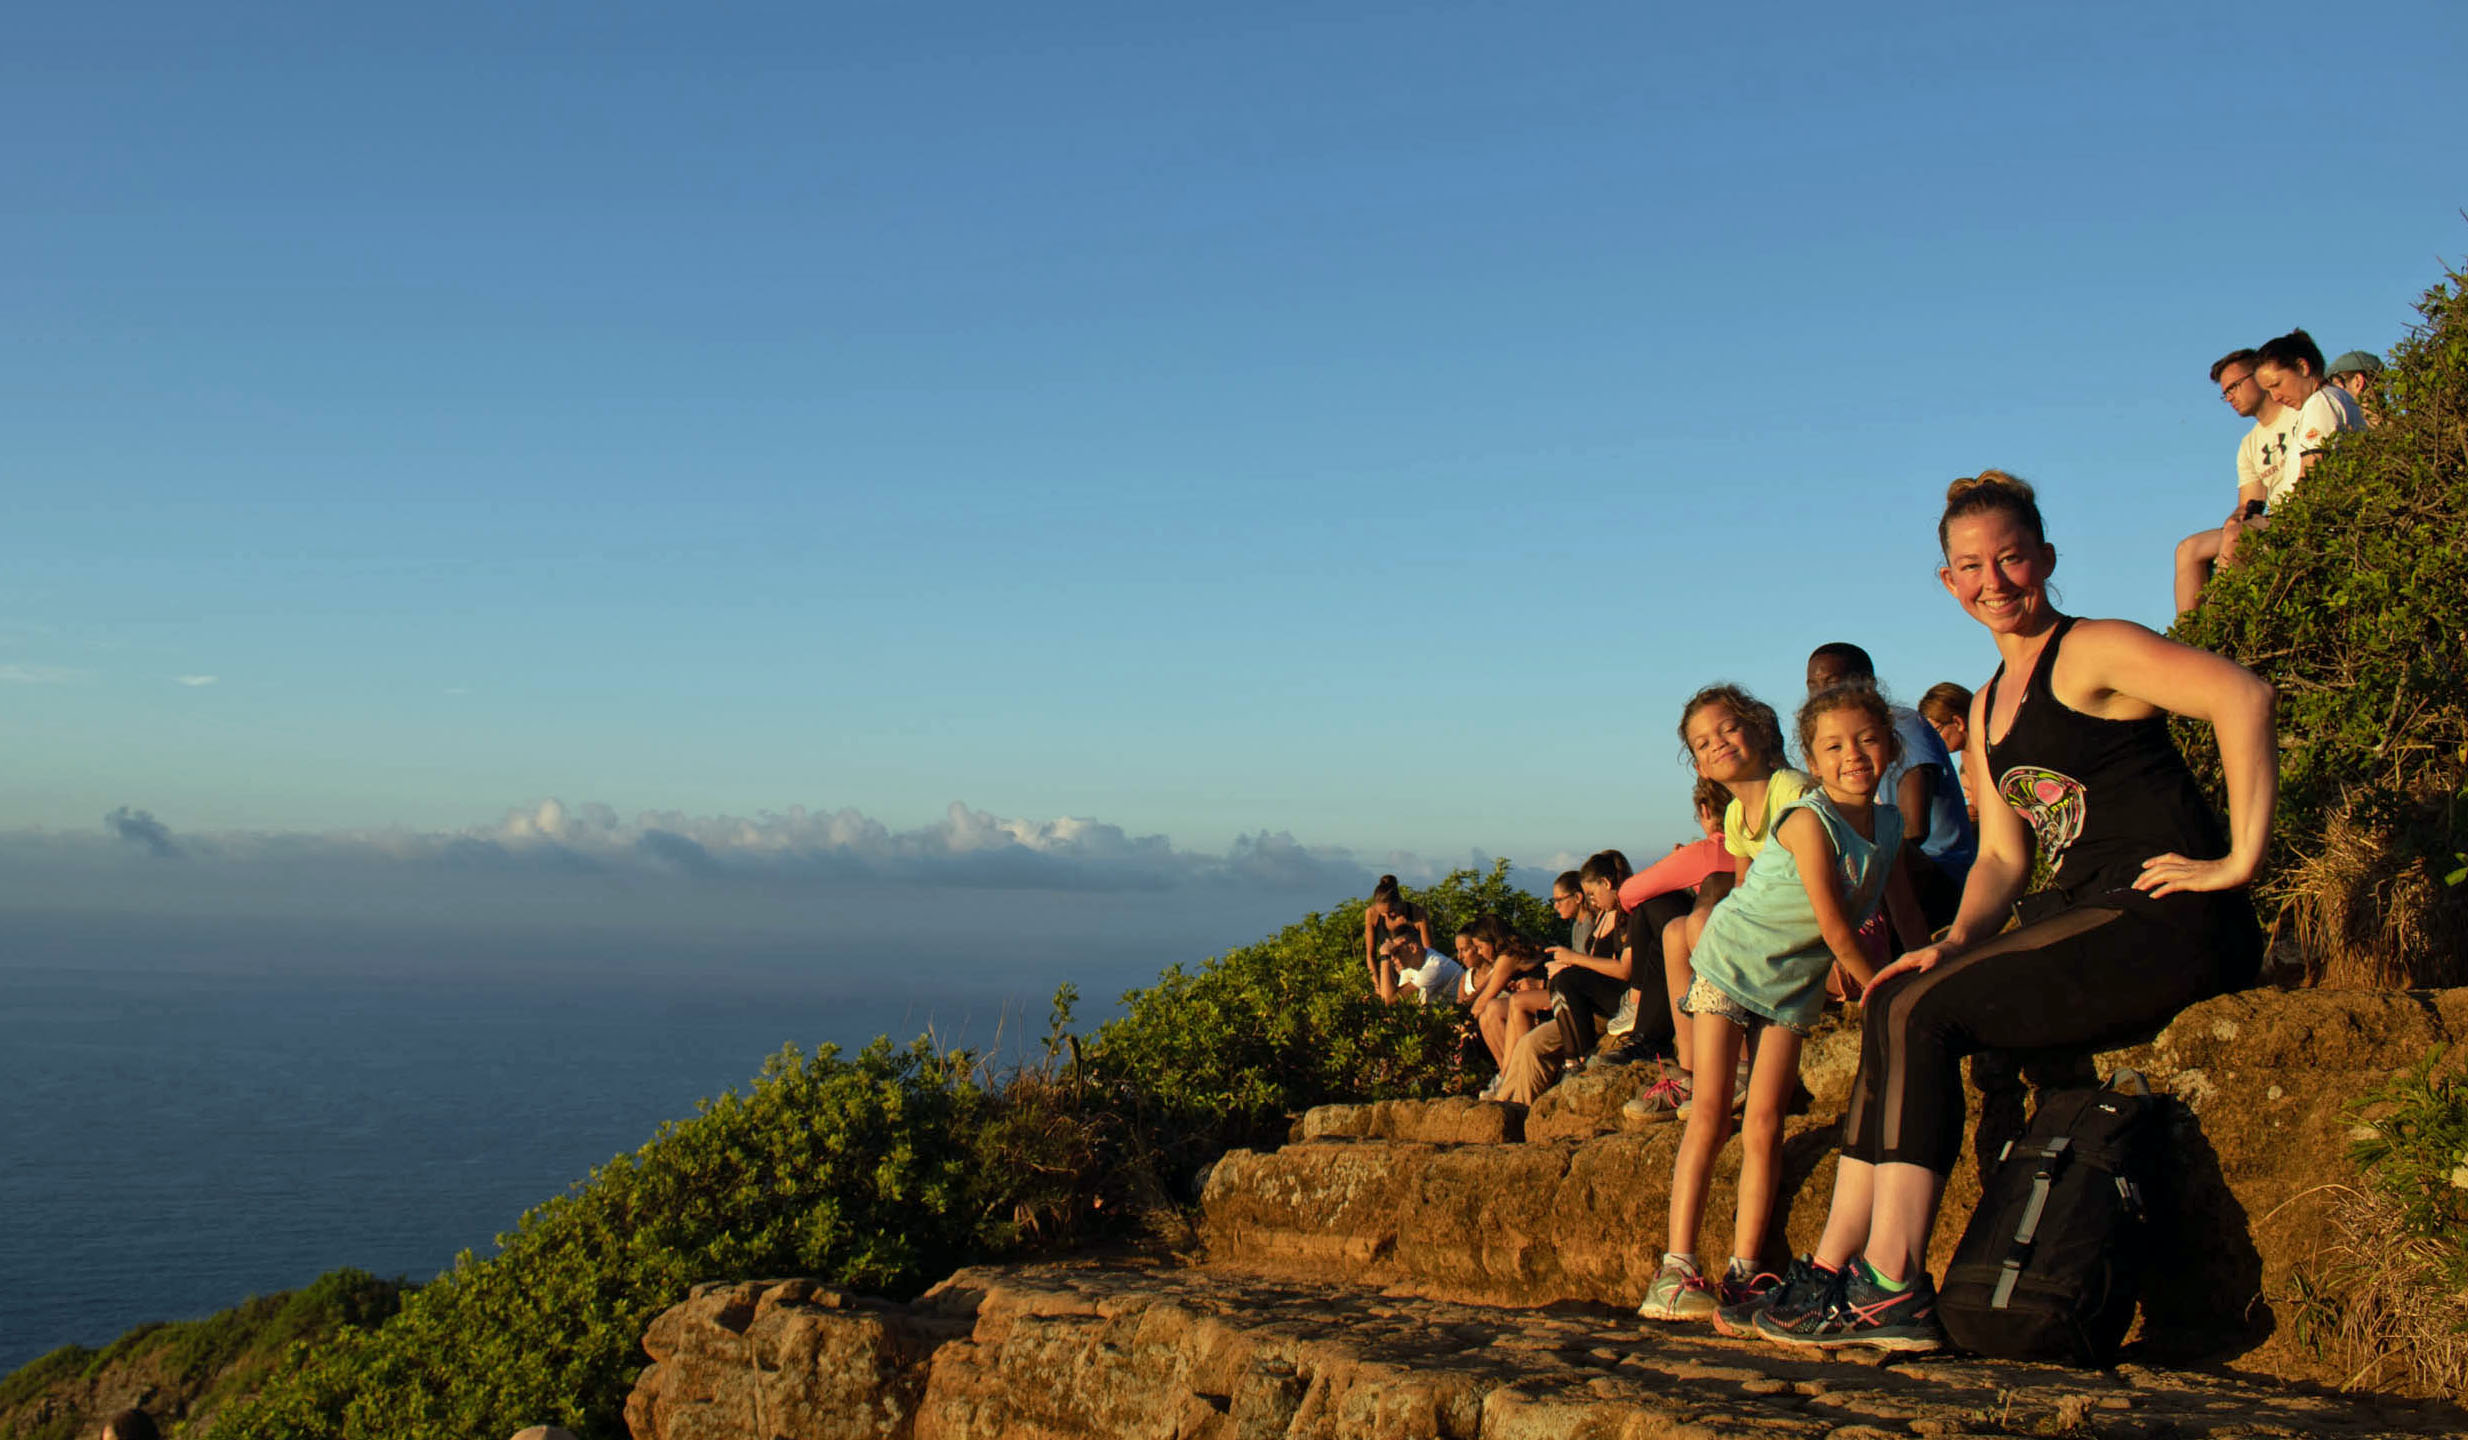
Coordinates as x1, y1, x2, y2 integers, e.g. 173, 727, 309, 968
1203, 988, 2468, 1387
628, 988, 2468, 1439
631, 1260, 2465, 1439
625, 1278, 972, 1440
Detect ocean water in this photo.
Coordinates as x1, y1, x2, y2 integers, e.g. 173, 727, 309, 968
0, 899, 1278, 1375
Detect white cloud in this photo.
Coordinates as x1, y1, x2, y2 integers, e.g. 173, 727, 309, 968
0, 664, 89, 684
175, 674, 220, 687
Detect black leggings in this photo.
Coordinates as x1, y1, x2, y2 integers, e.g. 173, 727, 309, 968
1842, 888, 2260, 1175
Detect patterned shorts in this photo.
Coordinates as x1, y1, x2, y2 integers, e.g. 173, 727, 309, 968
1679, 975, 1810, 1037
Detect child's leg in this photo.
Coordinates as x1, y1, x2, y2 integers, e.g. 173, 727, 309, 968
1662, 914, 1697, 1072
1727, 1025, 1804, 1269
1666, 1012, 1744, 1262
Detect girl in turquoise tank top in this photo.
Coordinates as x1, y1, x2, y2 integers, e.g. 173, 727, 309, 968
1640, 682, 1931, 1325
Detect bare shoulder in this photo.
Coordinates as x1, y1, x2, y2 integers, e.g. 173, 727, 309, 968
2059, 616, 2268, 720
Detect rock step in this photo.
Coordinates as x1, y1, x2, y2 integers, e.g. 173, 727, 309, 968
1201, 989, 2468, 1384
628, 1261, 2464, 1440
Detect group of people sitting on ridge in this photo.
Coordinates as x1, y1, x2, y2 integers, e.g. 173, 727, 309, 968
1360, 469, 2277, 1355
2171, 326, 2377, 618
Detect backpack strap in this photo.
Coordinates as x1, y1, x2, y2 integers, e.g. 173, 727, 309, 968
1990, 1136, 2071, 1310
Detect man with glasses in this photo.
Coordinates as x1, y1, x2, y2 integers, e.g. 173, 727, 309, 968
2172, 348, 2294, 619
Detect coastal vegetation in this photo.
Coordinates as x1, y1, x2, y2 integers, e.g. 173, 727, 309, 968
183, 865, 1546, 1440
0, 1270, 401, 1440
14, 251, 2465, 1440
2174, 258, 2468, 987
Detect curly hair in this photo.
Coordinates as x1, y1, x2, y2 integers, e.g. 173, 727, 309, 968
1795, 680, 1904, 771
1676, 683, 1787, 774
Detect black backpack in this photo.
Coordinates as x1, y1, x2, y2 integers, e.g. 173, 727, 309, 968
1938, 1069, 2163, 1365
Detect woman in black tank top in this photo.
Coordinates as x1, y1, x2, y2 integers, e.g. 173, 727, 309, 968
1752, 472, 2274, 1354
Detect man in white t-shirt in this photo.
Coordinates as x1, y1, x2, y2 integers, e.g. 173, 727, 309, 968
1383, 934, 1464, 1006
2173, 348, 2292, 618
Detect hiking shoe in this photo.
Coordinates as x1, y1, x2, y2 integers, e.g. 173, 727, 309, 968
1710, 1264, 1783, 1337
1586, 1034, 1650, 1071
1735, 1254, 1834, 1340
1760, 1262, 1945, 1352
1637, 1258, 1718, 1323
1621, 1068, 1691, 1123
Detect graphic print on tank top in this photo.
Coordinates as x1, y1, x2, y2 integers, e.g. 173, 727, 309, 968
1999, 765, 2087, 894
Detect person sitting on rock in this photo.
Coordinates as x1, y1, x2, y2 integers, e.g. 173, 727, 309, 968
1625, 685, 1805, 1124
1916, 682, 1976, 821
1379, 930, 1465, 1006
1360, 875, 1432, 992
1638, 682, 1919, 1325
1749, 471, 2271, 1354
1548, 868, 1589, 951
2325, 349, 2384, 426
1490, 851, 1640, 1104
1590, 776, 1736, 1070
1460, 918, 1549, 1078
2226, 327, 2364, 568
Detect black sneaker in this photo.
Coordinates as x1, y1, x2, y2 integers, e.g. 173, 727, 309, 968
1766, 1261, 1945, 1352
1710, 1263, 1783, 1337
1748, 1255, 1844, 1343
1587, 1034, 1650, 1070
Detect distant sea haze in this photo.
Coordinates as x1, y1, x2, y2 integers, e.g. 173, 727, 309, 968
0, 893, 1310, 1374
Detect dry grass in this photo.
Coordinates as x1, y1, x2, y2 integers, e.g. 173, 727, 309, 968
2280, 798, 2468, 989
2288, 1184, 2468, 1399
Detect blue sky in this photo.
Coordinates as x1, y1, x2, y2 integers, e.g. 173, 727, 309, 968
5, 1, 2465, 894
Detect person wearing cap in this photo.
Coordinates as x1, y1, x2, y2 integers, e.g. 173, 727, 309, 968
2326, 349, 2384, 427
2173, 348, 2294, 618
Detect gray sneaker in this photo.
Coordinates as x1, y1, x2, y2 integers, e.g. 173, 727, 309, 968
1637, 1257, 1719, 1322
1620, 1068, 1691, 1123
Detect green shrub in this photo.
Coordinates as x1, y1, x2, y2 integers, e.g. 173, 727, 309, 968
195, 866, 1551, 1440
209, 1040, 1030, 1440
1085, 862, 1555, 1179
0, 1270, 402, 1440
2173, 258, 2468, 985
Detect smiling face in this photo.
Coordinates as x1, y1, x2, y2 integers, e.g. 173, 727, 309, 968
1939, 511, 2057, 636
1684, 702, 1757, 785
1805, 704, 1895, 803
2253, 358, 2319, 412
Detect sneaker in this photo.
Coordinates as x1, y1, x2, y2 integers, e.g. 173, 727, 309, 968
1621, 1068, 1692, 1123
1759, 1261, 1945, 1352
1677, 1056, 1755, 1119
1710, 1263, 1783, 1337
1636, 1258, 1719, 1323
1732, 1254, 1833, 1340
1586, 1034, 1650, 1071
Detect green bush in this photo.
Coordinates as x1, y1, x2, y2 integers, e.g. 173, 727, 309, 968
2173, 258, 2468, 985
1085, 862, 1557, 1179
0, 1270, 401, 1440
209, 1040, 1026, 1440
202, 868, 1551, 1440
